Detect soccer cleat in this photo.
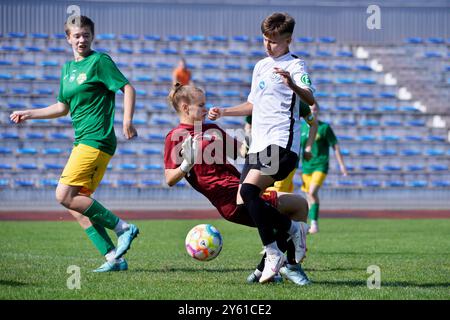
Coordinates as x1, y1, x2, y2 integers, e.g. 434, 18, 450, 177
259, 251, 286, 284
288, 221, 308, 263
247, 271, 282, 284
93, 259, 128, 272
114, 224, 140, 259
280, 264, 311, 286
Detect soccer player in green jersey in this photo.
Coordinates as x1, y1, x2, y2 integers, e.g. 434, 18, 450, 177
10, 16, 140, 272
300, 103, 348, 233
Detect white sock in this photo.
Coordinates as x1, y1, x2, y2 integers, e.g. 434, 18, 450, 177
264, 241, 281, 256
311, 220, 318, 228
114, 219, 130, 235
254, 269, 262, 277
105, 250, 116, 262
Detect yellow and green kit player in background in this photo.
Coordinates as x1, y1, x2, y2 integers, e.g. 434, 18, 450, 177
300, 103, 347, 233
268, 103, 348, 233
10, 16, 140, 272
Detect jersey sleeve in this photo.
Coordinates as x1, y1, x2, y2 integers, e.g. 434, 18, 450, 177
247, 61, 260, 104
164, 130, 184, 169
291, 59, 315, 92
96, 54, 129, 92
326, 124, 338, 146
57, 64, 68, 105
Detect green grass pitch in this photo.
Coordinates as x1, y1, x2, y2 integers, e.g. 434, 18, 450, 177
1, 218, 449, 300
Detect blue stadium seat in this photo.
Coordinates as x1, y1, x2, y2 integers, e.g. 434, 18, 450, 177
119, 163, 138, 170
337, 180, 357, 187
311, 63, 329, 71
44, 163, 64, 170
17, 163, 38, 170
427, 37, 444, 44
335, 105, 353, 111
50, 133, 70, 140
336, 78, 354, 84
43, 148, 63, 155
336, 135, 353, 141
144, 35, 161, 41
232, 35, 249, 42
357, 105, 375, 112
156, 62, 174, 69
316, 50, 332, 57
136, 75, 152, 82
407, 120, 425, 126
427, 135, 445, 142
121, 34, 139, 40
405, 37, 422, 44
385, 180, 405, 187
41, 179, 58, 187
0, 164, 13, 170
334, 92, 352, 98
384, 120, 402, 127
401, 149, 421, 156
431, 180, 450, 187
358, 135, 376, 142
319, 37, 336, 43
31, 33, 49, 39
381, 135, 400, 142
425, 149, 445, 156
293, 50, 310, 57
157, 75, 171, 82
143, 164, 162, 170
118, 48, 133, 54
334, 64, 352, 71
356, 149, 375, 156
429, 164, 448, 171
207, 49, 224, 55
15, 180, 35, 187
142, 149, 162, 155
141, 180, 161, 187
315, 78, 332, 85
1, 133, 19, 139
97, 34, 116, 40
18, 60, 35, 66
362, 180, 381, 188
117, 180, 137, 187
208, 35, 227, 42
0, 147, 12, 155
100, 180, 113, 187
383, 165, 402, 171
378, 105, 397, 112
379, 149, 397, 156
379, 92, 396, 99
249, 50, 265, 57
339, 119, 356, 126
183, 49, 201, 56
360, 165, 379, 171
408, 180, 427, 188
96, 48, 110, 54
118, 149, 137, 155
167, 35, 183, 41
359, 79, 377, 85
358, 92, 375, 98
148, 133, 165, 141
360, 119, 380, 126
297, 37, 314, 43
17, 148, 37, 155
406, 164, 425, 172
339, 149, 350, 156
405, 135, 423, 142
0, 179, 9, 187
337, 50, 353, 57
8, 32, 26, 38
151, 118, 172, 126
424, 52, 442, 58
356, 65, 373, 72
315, 92, 330, 98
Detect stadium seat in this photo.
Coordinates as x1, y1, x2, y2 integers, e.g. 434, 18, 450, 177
119, 163, 138, 170
117, 180, 137, 187
143, 164, 163, 170
17, 163, 38, 170
406, 164, 425, 172
362, 180, 381, 188
44, 163, 64, 170
385, 180, 405, 187
17, 148, 37, 155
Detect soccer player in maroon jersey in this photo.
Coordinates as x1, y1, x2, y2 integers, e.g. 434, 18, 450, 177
163, 83, 311, 285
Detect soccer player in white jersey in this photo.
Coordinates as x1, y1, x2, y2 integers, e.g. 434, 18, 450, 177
208, 12, 318, 283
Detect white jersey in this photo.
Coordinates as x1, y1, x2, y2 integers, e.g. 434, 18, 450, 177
247, 52, 313, 155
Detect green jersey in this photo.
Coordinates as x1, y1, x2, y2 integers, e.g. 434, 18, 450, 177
300, 120, 338, 174
58, 51, 128, 155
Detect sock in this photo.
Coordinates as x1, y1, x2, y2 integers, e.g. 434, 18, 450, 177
240, 183, 291, 245
114, 219, 130, 235
256, 255, 266, 272
85, 224, 115, 256
254, 269, 262, 277
285, 240, 296, 265
264, 241, 280, 256
105, 250, 117, 262
309, 203, 320, 221
83, 199, 120, 230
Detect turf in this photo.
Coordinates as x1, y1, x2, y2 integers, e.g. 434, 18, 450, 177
1, 218, 449, 300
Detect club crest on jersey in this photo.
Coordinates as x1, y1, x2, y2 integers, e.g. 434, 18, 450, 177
259, 80, 265, 89
300, 74, 312, 86
76, 73, 87, 85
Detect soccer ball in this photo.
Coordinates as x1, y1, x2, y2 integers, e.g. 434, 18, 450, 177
185, 224, 223, 261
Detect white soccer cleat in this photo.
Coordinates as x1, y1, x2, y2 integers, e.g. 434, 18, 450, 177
289, 221, 308, 263
259, 250, 286, 284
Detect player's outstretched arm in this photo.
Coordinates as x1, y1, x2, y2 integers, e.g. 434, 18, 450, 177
333, 144, 348, 176
121, 83, 138, 139
10, 102, 69, 123
207, 102, 253, 121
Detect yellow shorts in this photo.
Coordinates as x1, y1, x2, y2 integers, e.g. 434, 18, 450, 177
301, 171, 327, 193
266, 168, 296, 193
59, 144, 112, 196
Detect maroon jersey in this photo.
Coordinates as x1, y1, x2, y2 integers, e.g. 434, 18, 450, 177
164, 123, 241, 219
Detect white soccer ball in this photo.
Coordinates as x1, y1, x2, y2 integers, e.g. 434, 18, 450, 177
185, 224, 223, 261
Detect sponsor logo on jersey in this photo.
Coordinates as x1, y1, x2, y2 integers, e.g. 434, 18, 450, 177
259, 80, 265, 89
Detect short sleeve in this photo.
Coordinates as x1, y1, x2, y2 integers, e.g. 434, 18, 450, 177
291, 59, 315, 92
247, 62, 260, 104
57, 64, 68, 104
96, 54, 129, 92
326, 125, 338, 146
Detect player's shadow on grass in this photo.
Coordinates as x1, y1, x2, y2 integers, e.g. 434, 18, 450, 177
306, 267, 363, 272
0, 280, 29, 287
311, 280, 450, 288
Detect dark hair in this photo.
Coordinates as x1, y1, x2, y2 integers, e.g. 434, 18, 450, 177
168, 83, 204, 113
64, 15, 95, 36
261, 12, 295, 38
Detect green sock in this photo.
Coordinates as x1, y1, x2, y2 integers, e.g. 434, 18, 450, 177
85, 225, 115, 256
309, 203, 320, 221
83, 199, 119, 230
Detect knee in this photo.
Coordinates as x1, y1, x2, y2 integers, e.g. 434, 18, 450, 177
55, 188, 72, 208
239, 183, 261, 203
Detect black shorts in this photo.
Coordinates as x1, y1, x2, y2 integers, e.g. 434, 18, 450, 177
239, 144, 299, 183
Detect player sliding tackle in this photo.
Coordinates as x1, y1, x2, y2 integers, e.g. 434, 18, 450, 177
164, 83, 312, 285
